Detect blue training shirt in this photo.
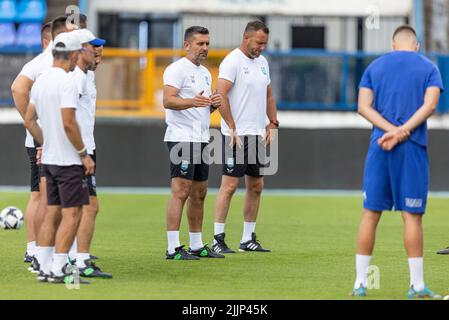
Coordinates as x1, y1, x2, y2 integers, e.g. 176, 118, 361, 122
359, 51, 444, 147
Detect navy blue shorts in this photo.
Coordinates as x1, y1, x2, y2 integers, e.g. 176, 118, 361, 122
363, 139, 429, 214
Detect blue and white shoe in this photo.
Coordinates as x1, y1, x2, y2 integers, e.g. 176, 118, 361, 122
407, 285, 442, 299
351, 285, 367, 297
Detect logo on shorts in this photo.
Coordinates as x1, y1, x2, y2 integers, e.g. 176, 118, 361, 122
81, 178, 88, 189
405, 198, 423, 208
180, 160, 189, 175
226, 158, 234, 174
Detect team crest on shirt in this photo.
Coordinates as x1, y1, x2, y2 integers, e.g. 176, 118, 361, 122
261, 66, 267, 75
190, 75, 195, 83
205, 76, 210, 86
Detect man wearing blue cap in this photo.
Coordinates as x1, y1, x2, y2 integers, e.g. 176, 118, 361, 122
70, 29, 111, 278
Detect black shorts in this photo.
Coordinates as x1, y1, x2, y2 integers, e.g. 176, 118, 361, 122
26, 147, 40, 192
87, 150, 97, 197
44, 165, 89, 208
222, 135, 266, 178
167, 142, 209, 182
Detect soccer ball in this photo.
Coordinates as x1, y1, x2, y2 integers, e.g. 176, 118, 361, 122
0, 207, 24, 230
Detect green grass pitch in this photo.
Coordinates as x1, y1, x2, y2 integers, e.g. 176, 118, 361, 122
1, 192, 449, 300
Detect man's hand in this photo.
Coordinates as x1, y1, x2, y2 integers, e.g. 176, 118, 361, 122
81, 155, 95, 176
210, 90, 222, 110
36, 147, 42, 166
265, 123, 278, 146
193, 90, 212, 108
229, 128, 243, 148
377, 127, 410, 151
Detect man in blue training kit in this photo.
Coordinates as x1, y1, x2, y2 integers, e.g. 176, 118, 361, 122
352, 26, 443, 299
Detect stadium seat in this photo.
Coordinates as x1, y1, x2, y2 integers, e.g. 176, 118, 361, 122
16, 0, 46, 23
16, 22, 41, 48
0, 0, 17, 22
0, 22, 16, 47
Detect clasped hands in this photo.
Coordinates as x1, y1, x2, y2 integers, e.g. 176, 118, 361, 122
377, 126, 410, 151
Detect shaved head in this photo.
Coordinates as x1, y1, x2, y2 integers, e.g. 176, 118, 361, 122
392, 25, 419, 51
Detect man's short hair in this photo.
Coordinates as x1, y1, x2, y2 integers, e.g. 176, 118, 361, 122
244, 20, 269, 35
51, 15, 71, 39
392, 25, 417, 40
52, 43, 70, 60
41, 22, 51, 40
184, 26, 209, 42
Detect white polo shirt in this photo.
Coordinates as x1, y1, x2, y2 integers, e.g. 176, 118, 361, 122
218, 48, 271, 137
72, 67, 97, 155
163, 57, 212, 143
30, 67, 81, 166
19, 42, 54, 148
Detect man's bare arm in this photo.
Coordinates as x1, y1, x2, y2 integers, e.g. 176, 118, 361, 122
163, 85, 211, 110
216, 79, 236, 130
357, 88, 398, 132
11, 75, 34, 120
23, 103, 43, 145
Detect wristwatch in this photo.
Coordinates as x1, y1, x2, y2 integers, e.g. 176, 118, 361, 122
270, 119, 279, 128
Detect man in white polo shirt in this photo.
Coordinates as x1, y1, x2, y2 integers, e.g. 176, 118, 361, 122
70, 29, 112, 278
212, 20, 278, 254
11, 15, 81, 266
163, 26, 223, 260
24, 32, 95, 284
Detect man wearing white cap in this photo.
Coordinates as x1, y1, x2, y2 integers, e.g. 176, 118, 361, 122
24, 32, 95, 284
70, 29, 112, 278
11, 15, 80, 267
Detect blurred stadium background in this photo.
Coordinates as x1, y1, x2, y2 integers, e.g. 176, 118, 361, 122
2, 0, 449, 191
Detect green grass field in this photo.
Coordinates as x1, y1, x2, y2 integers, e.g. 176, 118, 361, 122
1, 191, 449, 300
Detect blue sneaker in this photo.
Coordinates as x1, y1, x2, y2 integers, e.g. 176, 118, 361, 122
407, 285, 442, 299
351, 285, 367, 297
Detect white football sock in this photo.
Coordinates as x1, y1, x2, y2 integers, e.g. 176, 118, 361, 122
354, 254, 371, 289
241, 221, 256, 243
68, 237, 77, 261
213, 223, 225, 245
189, 232, 204, 251
76, 253, 91, 269
408, 257, 425, 291
27, 241, 36, 256
167, 231, 180, 254
51, 253, 69, 277
36, 246, 54, 275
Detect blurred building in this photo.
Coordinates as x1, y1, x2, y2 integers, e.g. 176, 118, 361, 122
88, 0, 412, 53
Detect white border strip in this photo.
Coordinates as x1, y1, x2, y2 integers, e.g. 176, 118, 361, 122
4, 108, 449, 130
3, 185, 449, 198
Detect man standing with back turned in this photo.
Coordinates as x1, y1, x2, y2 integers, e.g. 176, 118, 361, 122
212, 20, 278, 254
352, 26, 443, 298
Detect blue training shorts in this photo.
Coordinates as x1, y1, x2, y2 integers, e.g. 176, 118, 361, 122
363, 139, 429, 214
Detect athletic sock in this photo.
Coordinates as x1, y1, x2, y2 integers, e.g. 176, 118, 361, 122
36, 246, 54, 275
27, 241, 36, 256
51, 253, 69, 277
189, 232, 204, 251
354, 254, 371, 289
408, 257, 425, 292
76, 253, 91, 269
68, 238, 77, 262
241, 221, 256, 243
213, 223, 225, 245
167, 231, 180, 255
